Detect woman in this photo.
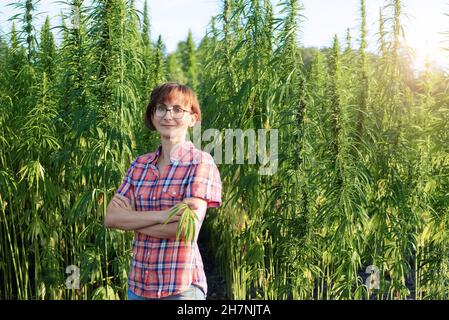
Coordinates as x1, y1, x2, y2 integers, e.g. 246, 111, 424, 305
104, 82, 222, 300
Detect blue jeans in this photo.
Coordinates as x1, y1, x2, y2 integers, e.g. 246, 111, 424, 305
127, 285, 206, 300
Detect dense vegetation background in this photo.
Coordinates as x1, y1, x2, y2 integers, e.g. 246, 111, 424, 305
0, 0, 448, 299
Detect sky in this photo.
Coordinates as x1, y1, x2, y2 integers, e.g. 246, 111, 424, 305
0, 0, 448, 69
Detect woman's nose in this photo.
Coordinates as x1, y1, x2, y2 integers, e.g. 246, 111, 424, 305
162, 109, 174, 119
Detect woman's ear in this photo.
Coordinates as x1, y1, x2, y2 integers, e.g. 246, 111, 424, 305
189, 113, 199, 127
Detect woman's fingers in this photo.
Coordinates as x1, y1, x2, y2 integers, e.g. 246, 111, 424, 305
113, 194, 130, 208
112, 198, 126, 208
115, 194, 128, 202
114, 197, 127, 208
183, 199, 199, 210
111, 199, 121, 207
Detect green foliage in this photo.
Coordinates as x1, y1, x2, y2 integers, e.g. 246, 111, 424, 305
201, 0, 449, 300
1, 0, 448, 300
164, 203, 199, 243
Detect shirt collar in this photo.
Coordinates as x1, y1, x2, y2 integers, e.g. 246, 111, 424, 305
148, 140, 199, 165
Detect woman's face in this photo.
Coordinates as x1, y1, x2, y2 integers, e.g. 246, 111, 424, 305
151, 93, 198, 140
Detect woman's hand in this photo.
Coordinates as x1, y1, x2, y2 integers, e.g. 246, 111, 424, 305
182, 198, 199, 211
111, 194, 135, 212
157, 199, 200, 224
173, 198, 200, 219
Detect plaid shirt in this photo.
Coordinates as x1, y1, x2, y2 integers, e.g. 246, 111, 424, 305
116, 140, 222, 299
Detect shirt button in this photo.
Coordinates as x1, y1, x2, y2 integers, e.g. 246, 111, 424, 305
172, 191, 177, 195
152, 197, 156, 200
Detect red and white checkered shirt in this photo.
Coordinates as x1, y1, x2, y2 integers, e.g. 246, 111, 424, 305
116, 140, 222, 299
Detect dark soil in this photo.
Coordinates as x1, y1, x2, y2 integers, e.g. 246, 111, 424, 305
198, 241, 228, 300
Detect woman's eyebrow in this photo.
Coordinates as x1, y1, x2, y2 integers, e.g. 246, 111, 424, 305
158, 103, 182, 108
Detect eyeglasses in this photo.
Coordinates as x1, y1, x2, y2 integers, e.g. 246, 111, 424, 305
154, 104, 192, 119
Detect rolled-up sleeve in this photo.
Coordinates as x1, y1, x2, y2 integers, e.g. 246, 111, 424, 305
186, 158, 222, 208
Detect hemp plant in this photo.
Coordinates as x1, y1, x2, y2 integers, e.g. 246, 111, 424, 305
164, 203, 199, 243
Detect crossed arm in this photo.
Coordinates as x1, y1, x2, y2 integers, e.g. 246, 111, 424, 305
104, 193, 207, 241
